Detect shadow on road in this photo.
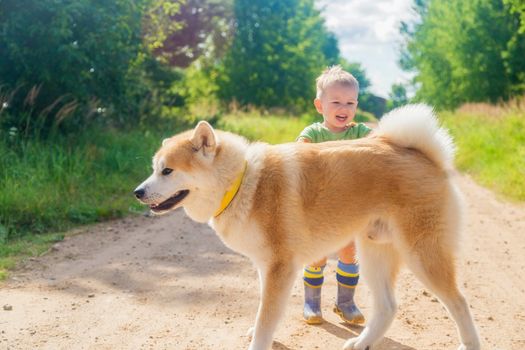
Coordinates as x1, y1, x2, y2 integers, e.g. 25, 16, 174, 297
317, 321, 417, 350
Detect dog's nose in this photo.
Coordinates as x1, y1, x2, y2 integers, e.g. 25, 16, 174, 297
134, 188, 145, 199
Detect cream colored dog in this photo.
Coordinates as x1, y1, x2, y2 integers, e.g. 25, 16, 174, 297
134, 104, 480, 350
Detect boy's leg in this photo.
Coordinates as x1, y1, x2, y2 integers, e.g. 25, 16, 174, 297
334, 242, 365, 324
303, 257, 327, 324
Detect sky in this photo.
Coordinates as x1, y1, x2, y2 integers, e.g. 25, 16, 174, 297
317, 0, 417, 98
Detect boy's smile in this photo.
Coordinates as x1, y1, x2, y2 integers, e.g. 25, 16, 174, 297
335, 114, 349, 123
314, 83, 358, 133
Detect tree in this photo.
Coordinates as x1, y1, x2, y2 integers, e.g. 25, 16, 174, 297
218, 0, 339, 110
144, 0, 234, 67
505, 0, 525, 33
387, 83, 409, 110
400, 0, 525, 109
503, 0, 525, 95
0, 0, 149, 133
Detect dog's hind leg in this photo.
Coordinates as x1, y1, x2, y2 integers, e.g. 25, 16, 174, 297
405, 239, 480, 350
343, 239, 400, 350
248, 261, 298, 350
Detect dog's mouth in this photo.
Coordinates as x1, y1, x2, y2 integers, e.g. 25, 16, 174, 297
150, 190, 190, 213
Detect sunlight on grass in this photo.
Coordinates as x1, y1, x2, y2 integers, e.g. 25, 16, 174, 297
216, 109, 377, 144
441, 106, 525, 201
217, 111, 311, 144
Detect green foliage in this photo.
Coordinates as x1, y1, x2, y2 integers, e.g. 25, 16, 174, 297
387, 83, 409, 111
145, 0, 234, 67
505, 0, 525, 33
143, 0, 184, 55
0, 126, 176, 241
0, 0, 150, 132
218, 0, 339, 111
401, 0, 525, 109
177, 60, 222, 122
359, 94, 387, 118
440, 104, 525, 201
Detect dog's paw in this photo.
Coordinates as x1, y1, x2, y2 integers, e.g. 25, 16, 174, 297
343, 337, 372, 350
246, 326, 255, 338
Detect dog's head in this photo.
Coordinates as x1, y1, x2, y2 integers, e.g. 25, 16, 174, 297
134, 121, 239, 223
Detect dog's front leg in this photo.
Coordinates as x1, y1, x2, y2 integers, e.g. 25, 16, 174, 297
248, 261, 297, 350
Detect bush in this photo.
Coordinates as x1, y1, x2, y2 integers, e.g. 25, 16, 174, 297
0, 0, 150, 134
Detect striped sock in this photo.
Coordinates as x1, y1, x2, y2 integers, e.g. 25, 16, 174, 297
336, 260, 359, 288
303, 265, 325, 288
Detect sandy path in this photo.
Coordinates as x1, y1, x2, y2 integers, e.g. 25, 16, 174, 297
1, 175, 524, 350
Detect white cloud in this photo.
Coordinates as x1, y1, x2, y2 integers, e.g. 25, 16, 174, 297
317, 0, 417, 97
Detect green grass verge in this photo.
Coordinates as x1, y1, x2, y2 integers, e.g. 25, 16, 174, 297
440, 109, 525, 201
0, 233, 65, 279
0, 128, 168, 240
0, 125, 180, 279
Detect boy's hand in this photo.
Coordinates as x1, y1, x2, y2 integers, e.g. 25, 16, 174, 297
345, 122, 357, 129
297, 137, 311, 143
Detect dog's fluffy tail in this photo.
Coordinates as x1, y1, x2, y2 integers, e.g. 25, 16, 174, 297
376, 104, 455, 170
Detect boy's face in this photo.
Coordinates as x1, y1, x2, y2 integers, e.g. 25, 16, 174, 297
314, 83, 358, 133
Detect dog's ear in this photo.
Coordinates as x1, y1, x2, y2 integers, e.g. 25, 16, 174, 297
190, 121, 218, 157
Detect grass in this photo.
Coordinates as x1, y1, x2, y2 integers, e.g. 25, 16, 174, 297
0, 128, 169, 240
0, 125, 180, 279
440, 102, 525, 201
217, 108, 377, 144
217, 111, 311, 144
0, 233, 65, 279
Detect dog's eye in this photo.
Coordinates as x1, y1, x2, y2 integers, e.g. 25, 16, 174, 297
161, 168, 173, 176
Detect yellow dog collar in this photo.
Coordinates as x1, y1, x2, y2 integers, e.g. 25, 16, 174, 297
214, 161, 248, 217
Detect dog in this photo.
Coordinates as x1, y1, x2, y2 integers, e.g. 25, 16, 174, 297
134, 104, 480, 350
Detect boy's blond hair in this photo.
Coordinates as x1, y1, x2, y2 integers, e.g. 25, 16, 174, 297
316, 65, 359, 99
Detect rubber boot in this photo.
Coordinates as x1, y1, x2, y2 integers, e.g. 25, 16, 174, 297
333, 284, 365, 325
303, 284, 323, 324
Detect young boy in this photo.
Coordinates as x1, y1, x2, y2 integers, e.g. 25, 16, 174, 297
297, 65, 371, 325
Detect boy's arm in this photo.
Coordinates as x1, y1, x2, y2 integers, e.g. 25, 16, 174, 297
297, 137, 311, 143
297, 124, 315, 143
359, 123, 374, 137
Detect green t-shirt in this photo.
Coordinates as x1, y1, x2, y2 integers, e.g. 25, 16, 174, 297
297, 122, 372, 143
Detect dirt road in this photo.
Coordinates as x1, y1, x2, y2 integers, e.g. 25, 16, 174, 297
1, 175, 524, 350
